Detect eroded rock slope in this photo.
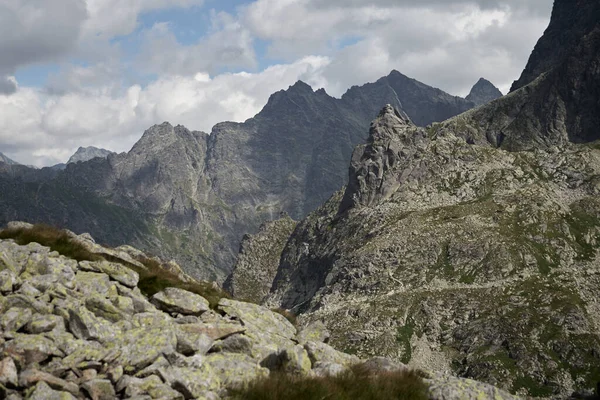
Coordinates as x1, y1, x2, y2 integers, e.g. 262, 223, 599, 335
0, 227, 520, 400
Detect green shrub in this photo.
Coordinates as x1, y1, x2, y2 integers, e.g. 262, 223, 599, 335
230, 365, 428, 400
0, 224, 102, 262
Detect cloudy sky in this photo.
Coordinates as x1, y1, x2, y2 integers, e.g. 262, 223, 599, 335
0, 0, 553, 167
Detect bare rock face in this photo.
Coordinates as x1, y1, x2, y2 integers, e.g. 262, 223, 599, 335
465, 78, 503, 106
511, 0, 600, 92
67, 146, 114, 164
225, 214, 297, 303
268, 102, 600, 398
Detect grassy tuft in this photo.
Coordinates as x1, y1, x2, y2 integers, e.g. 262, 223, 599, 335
271, 308, 298, 326
0, 224, 103, 262
230, 365, 428, 400
132, 255, 231, 309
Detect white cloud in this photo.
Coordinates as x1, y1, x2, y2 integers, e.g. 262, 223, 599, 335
0, 0, 555, 166
240, 0, 552, 96
0, 56, 330, 167
81, 0, 204, 39
136, 11, 256, 76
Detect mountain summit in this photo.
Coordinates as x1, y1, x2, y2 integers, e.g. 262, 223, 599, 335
465, 78, 502, 106
67, 146, 115, 164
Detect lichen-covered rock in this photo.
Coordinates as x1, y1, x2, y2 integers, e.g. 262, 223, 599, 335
311, 361, 346, 378
210, 334, 254, 356
85, 295, 126, 322
1, 307, 33, 333
26, 314, 62, 334
261, 345, 312, 375
119, 375, 184, 399
151, 287, 210, 316
2, 334, 63, 368
0, 233, 524, 399
361, 357, 407, 374
426, 373, 522, 400
0, 357, 18, 387
159, 366, 220, 397
218, 298, 296, 355
26, 381, 77, 400
0, 270, 19, 294
203, 353, 269, 388
67, 306, 117, 343
177, 322, 246, 341
81, 379, 116, 400
304, 341, 360, 367
297, 321, 330, 344
79, 261, 139, 288
18, 369, 79, 396
175, 328, 213, 356
73, 272, 113, 297
116, 325, 177, 371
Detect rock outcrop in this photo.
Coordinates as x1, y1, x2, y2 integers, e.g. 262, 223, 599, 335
0, 229, 520, 399
67, 147, 115, 165
225, 214, 297, 303
465, 78, 503, 106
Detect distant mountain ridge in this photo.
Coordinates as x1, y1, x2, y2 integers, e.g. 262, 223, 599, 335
466, 78, 503, 106
0, 72, 499, 281
0, 152, 19, 165
67, 146, 115, 164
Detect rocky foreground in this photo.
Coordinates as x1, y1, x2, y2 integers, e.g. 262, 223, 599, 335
0, 225, 521, 399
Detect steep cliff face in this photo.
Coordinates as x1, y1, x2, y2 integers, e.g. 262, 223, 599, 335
225, 214, 297, 303
511, 0, 600, 92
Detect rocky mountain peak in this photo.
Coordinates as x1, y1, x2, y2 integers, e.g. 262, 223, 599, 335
465, 78, 503, 106
67, 146, 115, 164
510, 0, 600, 92
0, 151, 18, 165
340, 105, 422, 211
129, 122, 190, 156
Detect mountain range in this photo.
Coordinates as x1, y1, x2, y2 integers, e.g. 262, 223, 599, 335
0, 0, 599, 397
0, 72, 500, 282
227, 0, 600, 397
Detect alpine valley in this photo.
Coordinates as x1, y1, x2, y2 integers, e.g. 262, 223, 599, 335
1, 0, 600, 398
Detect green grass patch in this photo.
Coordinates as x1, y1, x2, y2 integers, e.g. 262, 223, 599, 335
0, 224, 103, 262
230, 365, 428, 400
396, 320, 415, 364
131, 255, 231, 309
